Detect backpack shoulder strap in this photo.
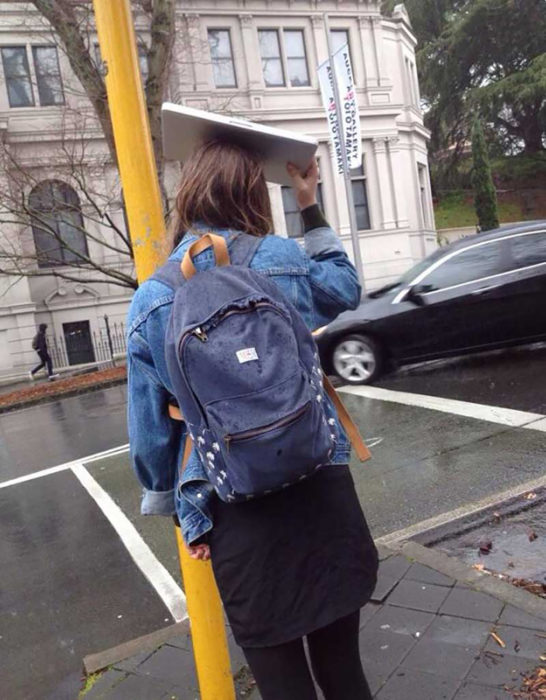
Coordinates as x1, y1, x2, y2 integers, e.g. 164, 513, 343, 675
149, 259, 185, 291
228, 233, 263, 267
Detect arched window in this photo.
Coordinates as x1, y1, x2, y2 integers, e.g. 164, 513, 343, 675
29, 180, 88, 267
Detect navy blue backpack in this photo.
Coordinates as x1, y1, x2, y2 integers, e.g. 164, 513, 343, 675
153, 232, 368, 503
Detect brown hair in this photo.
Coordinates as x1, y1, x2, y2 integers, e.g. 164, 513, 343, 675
171, 140, 273, 247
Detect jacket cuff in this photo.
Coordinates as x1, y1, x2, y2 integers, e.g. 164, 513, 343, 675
301, 203, 330, 232
304, 226, 345, 258
141, 488, 176, 516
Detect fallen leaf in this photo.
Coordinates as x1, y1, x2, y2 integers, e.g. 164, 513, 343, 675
528, 529, 538, 542
490, 631, 506, 648
525, 492, 537, 500
472, 563, 485, 571
479, 540, 493, 555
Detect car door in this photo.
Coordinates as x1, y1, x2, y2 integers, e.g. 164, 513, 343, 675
393, 237, 513, 360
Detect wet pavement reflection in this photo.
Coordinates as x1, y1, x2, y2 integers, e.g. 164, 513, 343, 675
0, 385, 128, 480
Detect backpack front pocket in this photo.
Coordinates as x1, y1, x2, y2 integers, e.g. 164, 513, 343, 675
222, 399, 333, 496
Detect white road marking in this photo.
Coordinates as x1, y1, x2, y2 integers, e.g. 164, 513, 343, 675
339, 385, 546, 431
0, 444, 130, 490
377, 472, 546, 545
71, 462, 187, 622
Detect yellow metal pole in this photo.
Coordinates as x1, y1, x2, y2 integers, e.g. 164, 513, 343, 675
92, 2, 235, 698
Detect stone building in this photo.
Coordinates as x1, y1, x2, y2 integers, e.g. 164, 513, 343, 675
0, 0, 435, 374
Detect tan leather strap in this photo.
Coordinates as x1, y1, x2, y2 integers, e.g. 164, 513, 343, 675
181, 434, 193, 471
181, 233, 230, 280
168, 403, 193, 478
323, 375, 371, 462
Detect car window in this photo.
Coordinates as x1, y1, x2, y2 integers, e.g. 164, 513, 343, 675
417, 241, 505, 292
510, 232, 546, 268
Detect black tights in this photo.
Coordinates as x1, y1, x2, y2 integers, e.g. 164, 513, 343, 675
242, 611, 373, 700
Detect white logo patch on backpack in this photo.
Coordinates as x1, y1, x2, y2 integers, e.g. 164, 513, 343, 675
236, 347, 258, 363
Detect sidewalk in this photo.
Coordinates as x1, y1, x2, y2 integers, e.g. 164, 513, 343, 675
0, 365, 126, 412
80, 541, 546, 700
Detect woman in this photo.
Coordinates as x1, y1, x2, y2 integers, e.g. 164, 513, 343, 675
127, 140, 378, 700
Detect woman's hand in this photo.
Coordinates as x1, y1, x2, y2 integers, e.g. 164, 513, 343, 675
186, 542, 211, 561
287, 159, 319, 210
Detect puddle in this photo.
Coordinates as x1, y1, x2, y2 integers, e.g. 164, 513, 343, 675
430, 499, 546, 584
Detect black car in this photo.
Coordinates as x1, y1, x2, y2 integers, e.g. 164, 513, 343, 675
316, 222, 546, 384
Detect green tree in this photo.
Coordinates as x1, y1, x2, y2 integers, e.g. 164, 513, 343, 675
383, 0, 546, 163
471, 118, 499, 231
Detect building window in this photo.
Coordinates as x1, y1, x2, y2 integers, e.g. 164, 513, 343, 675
418, 163, 430, 228
258, 30, 285, 86
258, 29, 310, 87
1, 47, 34, 107
32, 46, 64, 106
282, 164, 324, 238
350, 161, 371, 231
330, 28, 353, 68
29, 181, 88, 267
405, 57, 419, 108
208, 29, 237, 88
93, 42, 148, 84
284, 30, 310, 87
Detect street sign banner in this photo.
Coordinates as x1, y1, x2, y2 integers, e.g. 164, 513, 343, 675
318, 44, 361, 174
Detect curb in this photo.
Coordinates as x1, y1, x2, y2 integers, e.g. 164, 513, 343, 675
388, 539, 546, 621
83, 618, 190, 675
411, 487, 546, 547
0, 377, 127, 414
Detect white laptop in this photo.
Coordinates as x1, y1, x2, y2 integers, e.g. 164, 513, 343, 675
161, 103, 318, 186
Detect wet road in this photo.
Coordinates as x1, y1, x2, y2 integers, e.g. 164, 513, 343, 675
0, 385, 128, 480
377, 342, 546, 414
1, 345, 545, 699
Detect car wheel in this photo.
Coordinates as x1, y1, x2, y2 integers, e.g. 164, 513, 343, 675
331, 334, 382, 384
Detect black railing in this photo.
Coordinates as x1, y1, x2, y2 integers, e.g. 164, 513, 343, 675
46, 316, 127, 369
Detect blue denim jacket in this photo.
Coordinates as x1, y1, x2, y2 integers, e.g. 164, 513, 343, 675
127, 223, 361, 544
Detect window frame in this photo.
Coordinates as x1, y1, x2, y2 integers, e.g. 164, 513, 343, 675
281, 160, 325, 238
282, 28, 310, 88
508, 230, 546, 271
207, 28, 238, 89
31, 45, 65, 106
350, 158, 371, 232
329, 28, 353, 71
1, 45, 35, 108
258, 27, 311, 89
29, 180, 89, 269
410, 239, 510, 295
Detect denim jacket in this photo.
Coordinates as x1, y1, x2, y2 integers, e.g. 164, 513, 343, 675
127, 222, 361, 545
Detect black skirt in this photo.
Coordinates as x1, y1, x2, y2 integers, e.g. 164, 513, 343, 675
208, 465, 378, 648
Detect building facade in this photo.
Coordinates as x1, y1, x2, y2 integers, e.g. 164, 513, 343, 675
0, 0, 436, 374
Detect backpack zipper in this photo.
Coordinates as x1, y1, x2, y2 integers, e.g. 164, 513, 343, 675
224, 402, 309, 451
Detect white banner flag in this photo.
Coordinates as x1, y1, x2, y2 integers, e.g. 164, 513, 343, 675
318, 59, 344, 175
318, 44, 362, 174
333, 45, 361, 169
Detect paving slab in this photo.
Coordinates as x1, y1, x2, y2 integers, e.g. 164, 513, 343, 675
375, 668, 460, 700
386, 578, 452, 613
365, 604, 435, 637
498, 603, 546, 631
82, 669, 127, 699
371, 575, 400, 602
401, 638, 479, 679
453, 682, 515, 699
404, 562, 456, 587
484, 624, 546, 659
466, 652, 536, 687
439, 587, 505, 622
86, 543, 546, 700
100, 672, 174, 700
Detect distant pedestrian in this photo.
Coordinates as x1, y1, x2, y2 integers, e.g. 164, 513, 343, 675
29, 323, 59, 381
